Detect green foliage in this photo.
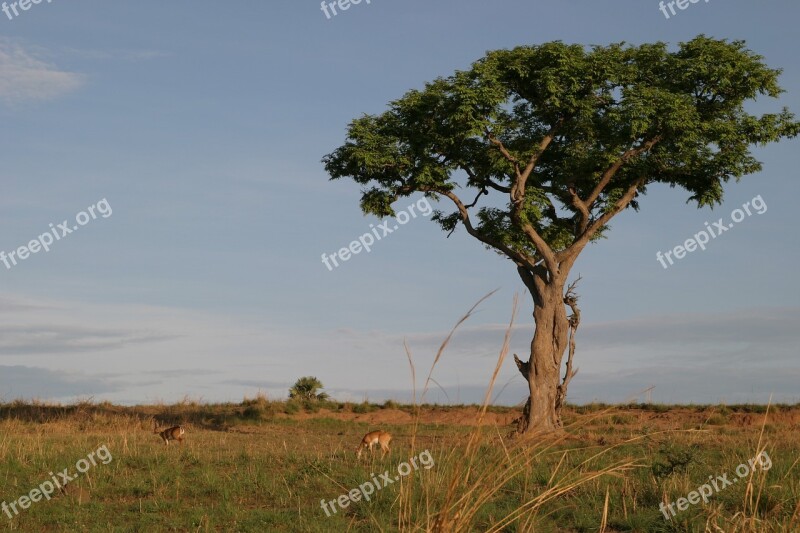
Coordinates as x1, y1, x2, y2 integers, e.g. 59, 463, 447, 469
283, 401, 301, 414
652, 442, 699, 478
288, 376, 329, 401
241, 405, 264, 420
352, 401, 376, 414
324, 36, 798, 267
301, 399, 321, 413
382, 399, 399, 409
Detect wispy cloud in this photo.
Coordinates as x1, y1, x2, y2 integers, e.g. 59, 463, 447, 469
570, 366, 800, 405
0, 365, 119, 400
0, 324, 176, 356
62, 46, 168, 62
0, 295, 52, 314
0, 39, 83, 105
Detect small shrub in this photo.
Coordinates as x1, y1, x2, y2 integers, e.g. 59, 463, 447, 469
352, 402, 375, 414
241, 392, 270, 407
382, 399, 398, 409
242, 405, 263, 420
302, 400, 320, 413
610, 413, 635, 425
705, 413, 727, 425
283, 401, 300, 415
652, 443, 698, 478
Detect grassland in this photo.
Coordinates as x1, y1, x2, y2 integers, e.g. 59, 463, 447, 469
0, 398, 798, 532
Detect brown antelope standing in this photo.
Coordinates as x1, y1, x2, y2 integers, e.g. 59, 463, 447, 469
356, 430, 391, 459
153, 420, 185, 446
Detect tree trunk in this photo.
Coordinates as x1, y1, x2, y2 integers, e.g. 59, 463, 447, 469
515, 267, 570, 433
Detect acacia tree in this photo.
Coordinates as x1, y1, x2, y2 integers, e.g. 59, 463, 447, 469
323, 36, 798, 432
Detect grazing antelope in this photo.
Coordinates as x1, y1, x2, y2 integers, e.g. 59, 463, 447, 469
356, 430, 392, 459
153, 420, 185, 446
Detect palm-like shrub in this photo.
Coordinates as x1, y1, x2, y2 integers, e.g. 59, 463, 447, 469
288, 376, 329, 401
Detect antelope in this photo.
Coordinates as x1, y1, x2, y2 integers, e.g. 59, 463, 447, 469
356, 430, 392, 459
153, 420, 185, 446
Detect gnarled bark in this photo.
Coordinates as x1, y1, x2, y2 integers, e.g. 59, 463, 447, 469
514, 269, 581, 433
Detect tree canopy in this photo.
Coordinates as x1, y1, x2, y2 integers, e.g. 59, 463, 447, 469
323, 36, 798, 274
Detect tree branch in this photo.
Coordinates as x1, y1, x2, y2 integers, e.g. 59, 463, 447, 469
464, 187, 487, 209
563, 137, 661, 238
584, 136, 661, 209
485, 178, 512, 194
517, 264, 548, 307
486, 130, 521, 177
559, 177, 645, 268
585, 177, 646, 240
557, 136, 660, 266
513, 353, 530, 379
554, 276, 581, 423
503, 121, 564, 276
461, 166, 512, 194
516, 119, 564, 199
568, 183, 591, 234
423, 186, 537, 269
514, 217, 560, 276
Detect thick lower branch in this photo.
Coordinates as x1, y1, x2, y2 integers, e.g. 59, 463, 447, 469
513, 353, 530, 379
413, 186, 538, 269
517, 265, 549, 308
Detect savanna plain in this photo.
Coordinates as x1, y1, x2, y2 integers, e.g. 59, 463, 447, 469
1, 397, 798, 532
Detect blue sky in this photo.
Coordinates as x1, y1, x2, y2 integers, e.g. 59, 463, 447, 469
1, 0, 798, 406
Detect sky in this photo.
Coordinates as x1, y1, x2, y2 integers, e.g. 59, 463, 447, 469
1, 0, 798, 406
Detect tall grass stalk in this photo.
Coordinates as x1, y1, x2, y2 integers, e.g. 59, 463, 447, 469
396, 292, 639, 532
